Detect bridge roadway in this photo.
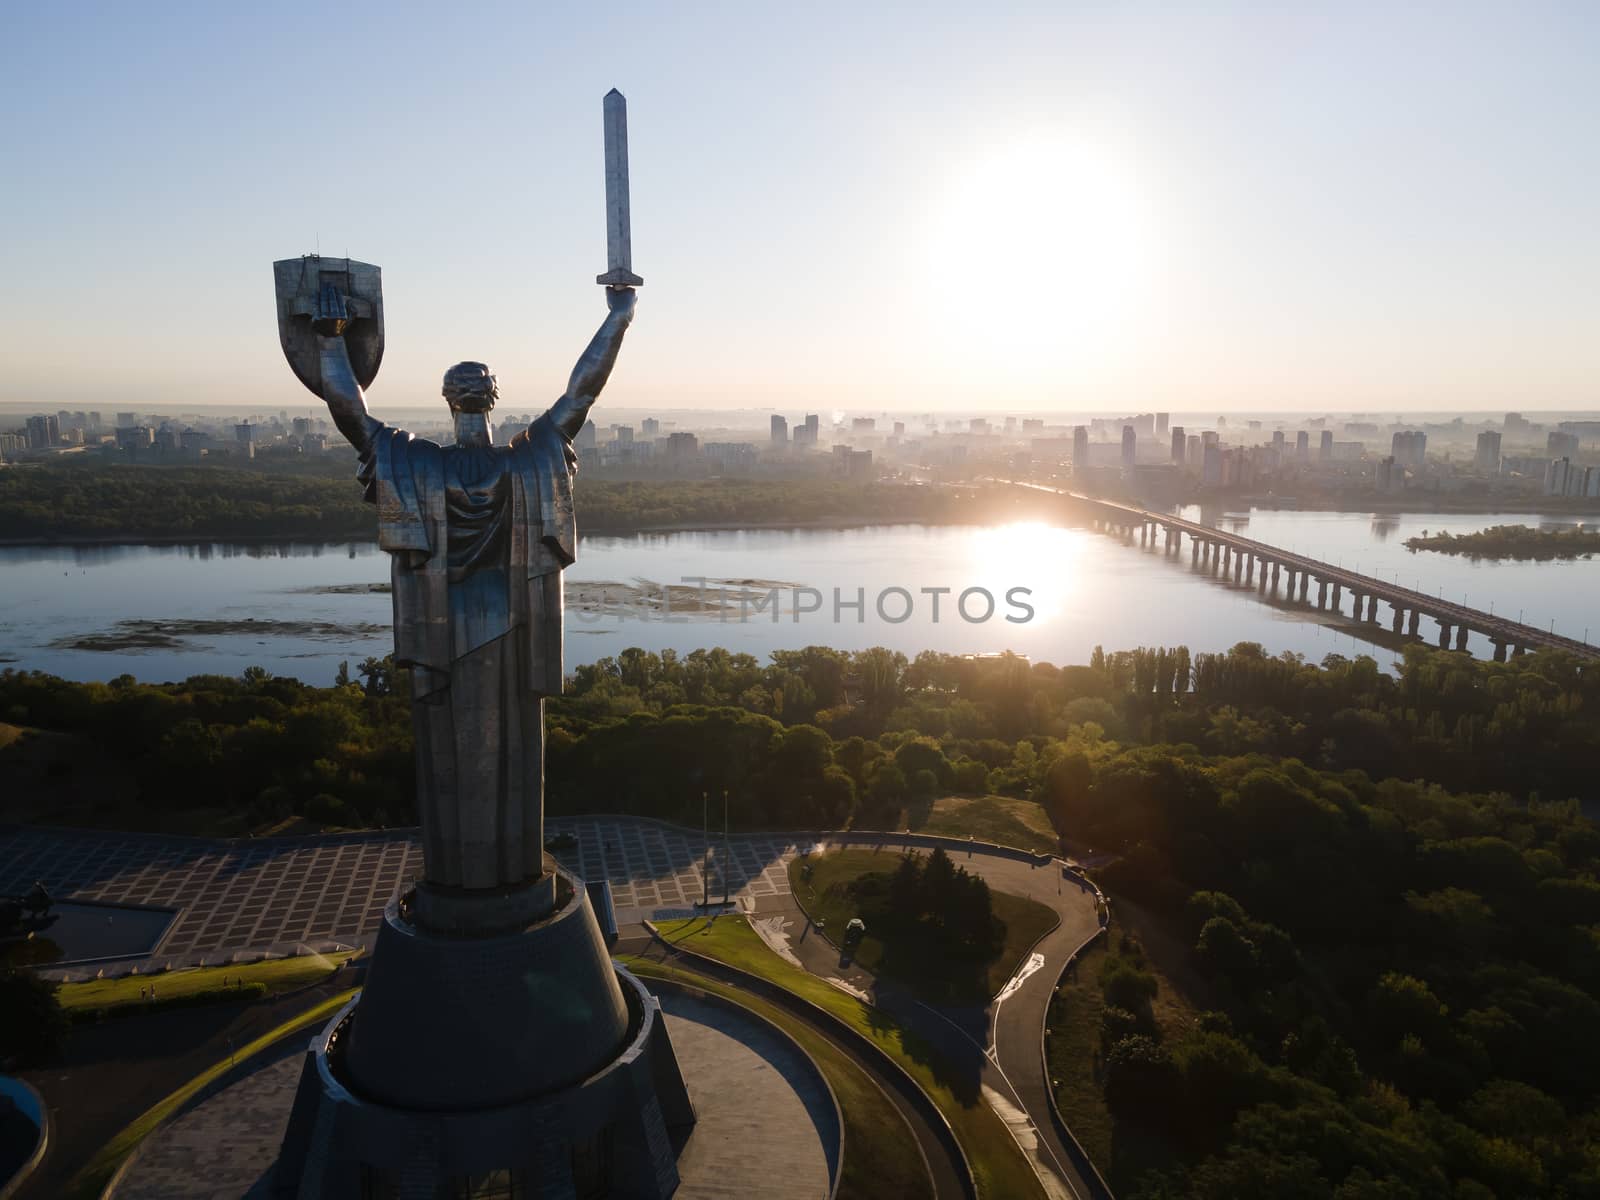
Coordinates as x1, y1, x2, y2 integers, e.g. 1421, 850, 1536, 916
1010, 482, 1598, 662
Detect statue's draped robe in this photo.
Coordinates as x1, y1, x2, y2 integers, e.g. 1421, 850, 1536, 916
358, 415, 577, 890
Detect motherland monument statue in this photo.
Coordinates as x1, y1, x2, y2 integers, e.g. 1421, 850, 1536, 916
267, 91, 696, 1198
272, 101, 639, 929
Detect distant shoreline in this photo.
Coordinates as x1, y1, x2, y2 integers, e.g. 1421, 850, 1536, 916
0, 514, 977, 549
3, 498, 1599, 549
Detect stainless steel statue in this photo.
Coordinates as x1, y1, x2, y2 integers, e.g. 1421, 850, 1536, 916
272, 92, 641, 927
272, 93, 694, 1198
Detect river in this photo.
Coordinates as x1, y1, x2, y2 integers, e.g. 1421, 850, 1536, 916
1, 509, 1595, 684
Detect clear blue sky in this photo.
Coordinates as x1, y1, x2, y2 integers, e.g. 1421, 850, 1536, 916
3, 1, 1596, 416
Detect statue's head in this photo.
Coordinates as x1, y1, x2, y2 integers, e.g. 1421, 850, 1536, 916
442, 361, 498, 414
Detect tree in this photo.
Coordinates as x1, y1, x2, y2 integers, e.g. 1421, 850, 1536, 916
1104, 1035, 1179, 1126
0, 967, 68, 1066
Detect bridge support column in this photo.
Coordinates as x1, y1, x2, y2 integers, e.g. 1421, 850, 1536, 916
1298, 573, 1309, 602
1407, 610, 1420, 636
1317, 580, 1328, 609
1234, 552, 1244, 583
1244, 555, 1255, 585
1367, 594, 1380, 623
1456, 625, 1469, 651
1438, 622, 1451, 648
1493, 641, 1507, 662
1392, 606, 1403, 633
1331, 584, 1342, 612
1191, 538, 1200, 566
1270, 562, 1280, 595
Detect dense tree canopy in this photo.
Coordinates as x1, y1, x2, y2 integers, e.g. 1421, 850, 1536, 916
5, 639, 1600, 1191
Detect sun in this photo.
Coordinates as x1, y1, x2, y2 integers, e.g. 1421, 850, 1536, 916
923, 132, 1156, 368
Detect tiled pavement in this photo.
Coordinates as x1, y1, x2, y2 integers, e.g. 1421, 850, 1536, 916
546, 816, 798, 919
0, 818, 801, 968
116, 989, 836, 1199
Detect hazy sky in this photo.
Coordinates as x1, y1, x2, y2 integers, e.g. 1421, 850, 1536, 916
3, 2, 1596, 416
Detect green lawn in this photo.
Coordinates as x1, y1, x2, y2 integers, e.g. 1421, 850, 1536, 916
652, 915, 1046, 1200
58, 950, 356, 1012
65, 987, 359, 1200
907, 794, 1058, 850
623, 955, 932, 1200
786, 849, 1058, 1001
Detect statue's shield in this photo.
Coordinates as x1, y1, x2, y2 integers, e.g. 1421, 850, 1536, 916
273, 256, 385, 395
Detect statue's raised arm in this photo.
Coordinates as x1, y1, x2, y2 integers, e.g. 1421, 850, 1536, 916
310, 284, 381, 456
547, 287, 637, 440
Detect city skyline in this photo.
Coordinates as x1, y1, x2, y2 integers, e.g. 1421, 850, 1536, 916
4, 2, 1597, 414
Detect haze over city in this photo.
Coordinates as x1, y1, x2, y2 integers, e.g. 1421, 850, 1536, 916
4, 1, 1597, 415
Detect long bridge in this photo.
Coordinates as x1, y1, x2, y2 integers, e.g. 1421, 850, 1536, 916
1011, 482, 1599, 663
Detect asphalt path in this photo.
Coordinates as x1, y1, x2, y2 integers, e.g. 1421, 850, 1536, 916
617, 930, 967, 1200
745, 838, 1108, 1200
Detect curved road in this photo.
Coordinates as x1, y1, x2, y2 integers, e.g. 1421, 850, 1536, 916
742, 838, 1106, 1200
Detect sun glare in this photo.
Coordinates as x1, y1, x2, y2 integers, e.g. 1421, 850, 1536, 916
967, 521, 1083, 625
924, 133, 1156, 368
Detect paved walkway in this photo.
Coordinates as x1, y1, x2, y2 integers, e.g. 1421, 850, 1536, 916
0, 827, 415, 964
749, 840, 1105, 1200
4, 818, 1105, 1196
114, 990, 837, 1199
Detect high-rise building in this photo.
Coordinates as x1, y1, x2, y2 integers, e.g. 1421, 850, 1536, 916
1170, 426, 1186, 464
1072, 425, 1089, 472
575, 420, 597, 449
1295, 431, 1310, 462
851, 417, 876, 433
1376, 456, 1397, 492
1155, 412, 1169, 437
235, 422, 255, 445
893, 421, 905, 438
1548, 431, 1580, 458
665, 431, 699, 458
1504, 412, 1530, 434
611, 425, 634, 446
1476, 430, 1502, 472
1545, 457, 1571, 497
1121, 425, 1136, 469
770, 415, 788, 445
1319, 430, 1334, 461
641, 418, 660, 438
1391, 430, 1427, 469
25, 414, 58, 448
793, 414, 820, 447
1203, 443, 1222, 485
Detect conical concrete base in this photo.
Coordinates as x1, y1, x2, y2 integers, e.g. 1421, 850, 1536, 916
274, 870, 694, 1197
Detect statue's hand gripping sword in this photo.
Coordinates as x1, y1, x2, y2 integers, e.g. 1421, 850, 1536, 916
596, 88, 644, 289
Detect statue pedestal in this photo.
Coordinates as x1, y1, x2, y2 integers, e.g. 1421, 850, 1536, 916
274, 864, 695, 1197
410, 868, 559, 937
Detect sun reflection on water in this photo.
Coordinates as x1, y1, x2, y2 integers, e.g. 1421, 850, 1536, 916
964, 521, 1085, 627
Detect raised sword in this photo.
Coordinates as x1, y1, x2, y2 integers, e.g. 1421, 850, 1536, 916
596, 88, 644, 288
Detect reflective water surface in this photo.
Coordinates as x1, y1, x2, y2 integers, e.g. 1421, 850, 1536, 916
1, 509, 1595, 684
